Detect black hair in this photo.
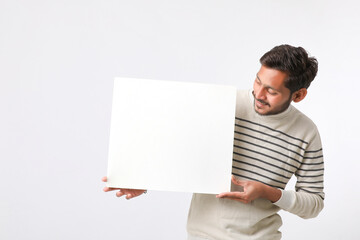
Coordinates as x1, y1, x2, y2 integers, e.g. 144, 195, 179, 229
260, 44, 318, 93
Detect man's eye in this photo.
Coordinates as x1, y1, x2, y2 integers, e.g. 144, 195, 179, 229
268, 90, 277, 95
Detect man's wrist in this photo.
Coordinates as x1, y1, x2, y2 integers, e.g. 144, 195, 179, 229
261, 184, 282, 203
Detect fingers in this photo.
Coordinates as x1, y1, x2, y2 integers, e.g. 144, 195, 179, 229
104, 187, 134, 199
216, 192, 251, 204
216, 192, 244, 199
116, 189, 145, 199
115, 190, 134, 199
103, 187, 130, 198
116, 191, 126, 198
102, 177, 122, 192
102, 176, 146, 199
103, 186, 121, 192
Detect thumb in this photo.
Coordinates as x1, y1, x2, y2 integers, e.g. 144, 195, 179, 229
231, 175, 246, 186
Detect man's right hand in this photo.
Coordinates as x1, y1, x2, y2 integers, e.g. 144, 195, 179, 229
102, 176, 147, 200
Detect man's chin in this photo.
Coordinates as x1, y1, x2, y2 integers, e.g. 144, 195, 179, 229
254, 108, 268, 116
254, 102, 269, 115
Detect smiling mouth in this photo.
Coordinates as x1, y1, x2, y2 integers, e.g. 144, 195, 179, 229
255, 99, 270, 107
252, 91, 270, 107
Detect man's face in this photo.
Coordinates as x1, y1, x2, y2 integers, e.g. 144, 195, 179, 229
252, 65, 293, 115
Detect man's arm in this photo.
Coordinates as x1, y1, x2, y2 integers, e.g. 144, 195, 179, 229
217, 174, 324, 220
276, 129, 325, 219
273, 189, 324, 219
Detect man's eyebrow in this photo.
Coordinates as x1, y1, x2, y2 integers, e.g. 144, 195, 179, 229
256, 74, 280, 92
256, 74, 261, 82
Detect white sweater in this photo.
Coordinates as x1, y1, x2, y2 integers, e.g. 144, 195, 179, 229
187, 90, 324, 240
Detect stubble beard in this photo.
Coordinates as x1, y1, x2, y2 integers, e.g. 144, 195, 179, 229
252, 91, 292, 116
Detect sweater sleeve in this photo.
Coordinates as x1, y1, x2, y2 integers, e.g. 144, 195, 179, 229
274, 189, 324, 219
274, 129, 325, 219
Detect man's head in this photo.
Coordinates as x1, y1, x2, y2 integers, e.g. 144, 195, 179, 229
253, 44, 318, 115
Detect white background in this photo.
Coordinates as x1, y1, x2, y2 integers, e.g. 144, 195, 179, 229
1, 0, 359, 239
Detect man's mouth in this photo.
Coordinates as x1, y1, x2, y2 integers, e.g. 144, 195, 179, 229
252, 91, 270, 107
255, 99, 270, 107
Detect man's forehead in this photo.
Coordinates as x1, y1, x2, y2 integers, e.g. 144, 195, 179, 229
257, 66, 288, 90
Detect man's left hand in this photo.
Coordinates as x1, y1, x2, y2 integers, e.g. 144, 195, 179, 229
216, 175, 281, 204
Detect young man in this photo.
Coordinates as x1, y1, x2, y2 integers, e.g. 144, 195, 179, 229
103, 44, 325, 240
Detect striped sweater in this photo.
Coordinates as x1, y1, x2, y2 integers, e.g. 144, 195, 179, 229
187, 90, 324, 240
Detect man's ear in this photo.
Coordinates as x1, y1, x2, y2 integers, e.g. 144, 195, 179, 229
292, 88, 307, 103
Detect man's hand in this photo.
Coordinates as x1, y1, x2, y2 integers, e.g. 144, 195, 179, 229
102, 176, 147, 200
216, 175, 281, 203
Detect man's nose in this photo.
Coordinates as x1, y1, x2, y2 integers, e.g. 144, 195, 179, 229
255, 87, 266, 100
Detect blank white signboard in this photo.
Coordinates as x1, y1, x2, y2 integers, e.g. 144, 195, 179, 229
106, 77, 237, 194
